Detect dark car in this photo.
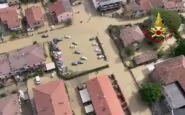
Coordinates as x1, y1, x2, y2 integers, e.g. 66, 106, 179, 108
41, 34, 48, 38
89, 37, 95, 41
77, 61, 84, 64
53, 38, 62, 44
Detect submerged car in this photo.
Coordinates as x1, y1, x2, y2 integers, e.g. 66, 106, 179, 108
77, 60, 84, 64
41, 34, 48, 38
97, 55, 104, 59
74, 50, 81, 54
80, 56, 88, 60
72, 61, 78, 65
64, 35, 71, 39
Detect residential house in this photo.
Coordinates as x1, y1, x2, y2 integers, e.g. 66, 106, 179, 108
133, 51, 158, 66
150, 55, 185, 114
119, 25, 145, 47
0, 94, 22, 115
8, 44, 45, 75
92, 0, 121, 12
0, 7, 21, 31
48, 0, 73, 24
150, 55, 185, 90
33, 80, 73, 115
163, 0, 185, 12
25, 6, 44, 29
0, 44, 46, 80
138, 0, 164, 11
86, 76, 125, 115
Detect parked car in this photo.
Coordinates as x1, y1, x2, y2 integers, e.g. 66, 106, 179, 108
69, 44, 76, 49
92, 42, 98, 46
72, 42, 78, 45
80, 56, 88, 60
97, 55, 104, 59
53, 38, 62, 44
35, 76, 41, 85
97, 52, 102, 56
89, 37, 95, 41
41, 34, 48, 38
74, 50, 81, 54
64, 35, 71, 39
72, 61, 78, 65
95, 48, 101, 52
77, 60, 84, 64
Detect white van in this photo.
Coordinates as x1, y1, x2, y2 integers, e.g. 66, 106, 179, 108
35, 76, 41, 85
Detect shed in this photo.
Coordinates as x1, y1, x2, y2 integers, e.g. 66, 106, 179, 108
45, 62, 55, 71
133, 51, 158, 65
79, 88, 91, 103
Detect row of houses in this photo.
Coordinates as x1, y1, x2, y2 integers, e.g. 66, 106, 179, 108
124, 0, 185, 18
0, 43, 56, 82
0, 0, 73, 31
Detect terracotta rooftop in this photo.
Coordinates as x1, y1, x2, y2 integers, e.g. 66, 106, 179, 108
48, 0, 72, 16
86, 76, 125, 115
0, 94, 21, 115
8, 44, 45, 71
0, 53, 11, 77
120, 25, 144, 46
134, 51, 158, 65
139, 0, 164, 10
0, 7, 20, 29
25, 6, 43, 28
150, 55, 185, 91
33, 80, 73, 115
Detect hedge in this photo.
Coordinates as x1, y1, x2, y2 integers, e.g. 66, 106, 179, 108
62, 64, 109, 80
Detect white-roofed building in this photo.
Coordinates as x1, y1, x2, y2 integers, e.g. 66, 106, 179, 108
92, 0, 121, 12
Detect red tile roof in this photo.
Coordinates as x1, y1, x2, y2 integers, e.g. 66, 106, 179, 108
48, 0, 65, 16
87, 76, 124, 115
25, 6, 43, 28
0, 94, 21, 115
33, 80, 73, 115
8, 44, 45, 71
150, 55, 185, 90
0, 7, 20, 29
139, 0, 164, 10
120, 25, 144, 46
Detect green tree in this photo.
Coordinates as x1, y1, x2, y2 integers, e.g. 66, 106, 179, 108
175, 39, 185, 56
125, 46, 135, 56
151, 8, 182, 32
139, 83, 162, 105
11, 32, 17, 39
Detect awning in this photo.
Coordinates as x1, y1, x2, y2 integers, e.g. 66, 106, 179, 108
84, 104, 94, 113
79, 88, 91, 103
45, 62, 55, 71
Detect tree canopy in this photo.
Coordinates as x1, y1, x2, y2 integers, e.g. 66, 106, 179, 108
151, 8, 182, 32
175, 39, 185, 56
139, 83, 162, 105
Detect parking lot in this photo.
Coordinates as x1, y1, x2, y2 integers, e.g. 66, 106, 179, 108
55, 34, 107, 72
